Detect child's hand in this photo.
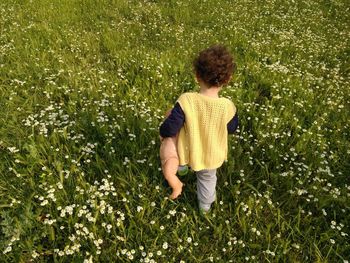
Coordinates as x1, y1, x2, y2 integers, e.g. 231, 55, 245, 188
165, 109, 172, 118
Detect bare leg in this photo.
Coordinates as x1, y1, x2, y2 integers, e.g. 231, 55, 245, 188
160, 137, 183, 199
162, 157, 183, 199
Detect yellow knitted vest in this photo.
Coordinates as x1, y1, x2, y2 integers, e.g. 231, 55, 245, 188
177, 92, 236, 171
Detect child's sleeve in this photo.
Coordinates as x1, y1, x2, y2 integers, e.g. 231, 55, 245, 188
227, 113, 238, 134
159, 103, 185, 137
226, 101, 238, 134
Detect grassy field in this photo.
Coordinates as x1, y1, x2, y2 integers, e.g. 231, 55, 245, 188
1, 0, 350, 262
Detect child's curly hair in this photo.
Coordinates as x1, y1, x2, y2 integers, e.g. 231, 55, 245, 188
193, 45, 235, 87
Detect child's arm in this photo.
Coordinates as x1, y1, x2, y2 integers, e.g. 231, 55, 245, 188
159, 103, 185, 138
227, 112, 238, 134
165, 109, 172, 118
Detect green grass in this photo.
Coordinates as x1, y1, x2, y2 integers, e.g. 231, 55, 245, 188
1, 0, 349, 262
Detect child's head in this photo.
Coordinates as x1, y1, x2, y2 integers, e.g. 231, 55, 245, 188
193, 45, 235, 88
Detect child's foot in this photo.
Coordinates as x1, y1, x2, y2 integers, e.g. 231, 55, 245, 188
169, 181, 184, 200
199, 202, 211, 213
199, 208, 209, 215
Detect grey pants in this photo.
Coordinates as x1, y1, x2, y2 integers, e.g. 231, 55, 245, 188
196, 169, 217, 211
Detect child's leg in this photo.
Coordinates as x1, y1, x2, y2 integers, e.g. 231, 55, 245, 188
196, 169, 217, 212
160, 137, 183, 199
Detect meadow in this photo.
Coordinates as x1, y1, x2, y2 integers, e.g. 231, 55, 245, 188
0, 0, 349, 262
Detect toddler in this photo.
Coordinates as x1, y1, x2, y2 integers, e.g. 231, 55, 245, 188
159, 44, 238, 211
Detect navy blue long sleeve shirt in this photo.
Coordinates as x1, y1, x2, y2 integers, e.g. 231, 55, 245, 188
159, 102, 239, 138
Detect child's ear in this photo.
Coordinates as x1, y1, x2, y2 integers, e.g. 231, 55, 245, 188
195, 74, 200, 83
223, 75, 232, 86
